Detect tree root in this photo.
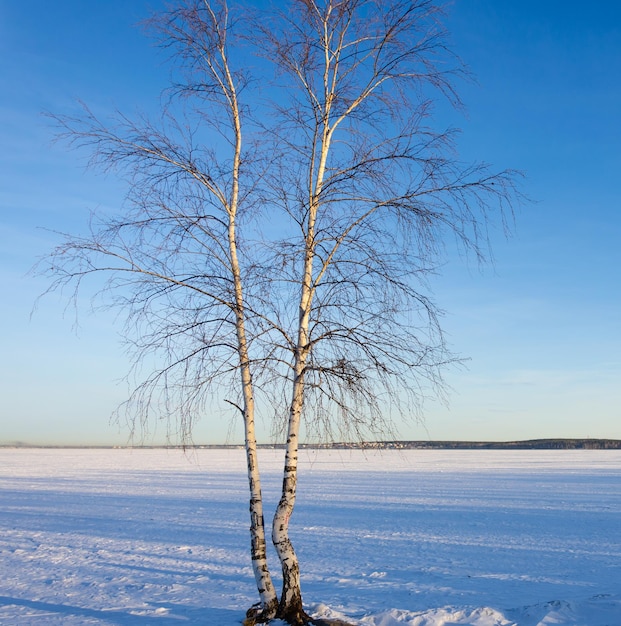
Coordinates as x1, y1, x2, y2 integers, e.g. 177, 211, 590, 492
276, 605, 311, 626
243, 603, 276, 626
244, 602, 357, 626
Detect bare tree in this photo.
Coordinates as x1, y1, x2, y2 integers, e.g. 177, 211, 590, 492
257, 1, 518, 622
41, 1, 281, 620
40, 1, 519, 624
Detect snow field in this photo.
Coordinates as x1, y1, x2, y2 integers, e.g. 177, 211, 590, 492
0, 448, 619, 625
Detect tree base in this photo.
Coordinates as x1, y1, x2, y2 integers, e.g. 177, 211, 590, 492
276, 604, 311, 626
244, 602, 278, 626
244, 602, 357, 626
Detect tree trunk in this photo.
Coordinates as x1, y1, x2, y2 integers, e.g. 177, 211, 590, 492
225, 31, 279, 615
272, 374, 309, 625
272, 301, 312, 623
272, 23, 332, 618
244, 426, 279, 619
231, 242, 279, 617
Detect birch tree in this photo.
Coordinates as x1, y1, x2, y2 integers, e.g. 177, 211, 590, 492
41, 1, 281, 620
260, 1, 518, 622
41, 1, 519, 624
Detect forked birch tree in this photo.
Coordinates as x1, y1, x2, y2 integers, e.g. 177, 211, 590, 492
40, 1, 519, 624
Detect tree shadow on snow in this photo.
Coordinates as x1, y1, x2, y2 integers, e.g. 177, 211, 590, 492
0, 595, 241, 625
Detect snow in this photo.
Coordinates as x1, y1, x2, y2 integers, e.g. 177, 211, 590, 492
0, 448, 620, 625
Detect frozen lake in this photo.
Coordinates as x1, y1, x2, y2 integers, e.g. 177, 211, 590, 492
1, 448, 620, 625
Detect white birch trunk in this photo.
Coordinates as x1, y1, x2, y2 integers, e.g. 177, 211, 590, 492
272, 130, 332, 625
229, 209, 278, 620
240, 375, 279, 617
272, 365, 307, 623
230, 226, 279, 618
225, 37, 278, 616
272, 11, 339, 619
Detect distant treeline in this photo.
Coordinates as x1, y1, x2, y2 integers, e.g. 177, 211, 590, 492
190, 439, 621, 450
296, 439, 621, 450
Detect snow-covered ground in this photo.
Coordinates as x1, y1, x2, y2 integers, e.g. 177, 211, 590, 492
1, 448, 619, 625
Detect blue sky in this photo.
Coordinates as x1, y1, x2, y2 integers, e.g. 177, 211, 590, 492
1, 1, 620, 446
